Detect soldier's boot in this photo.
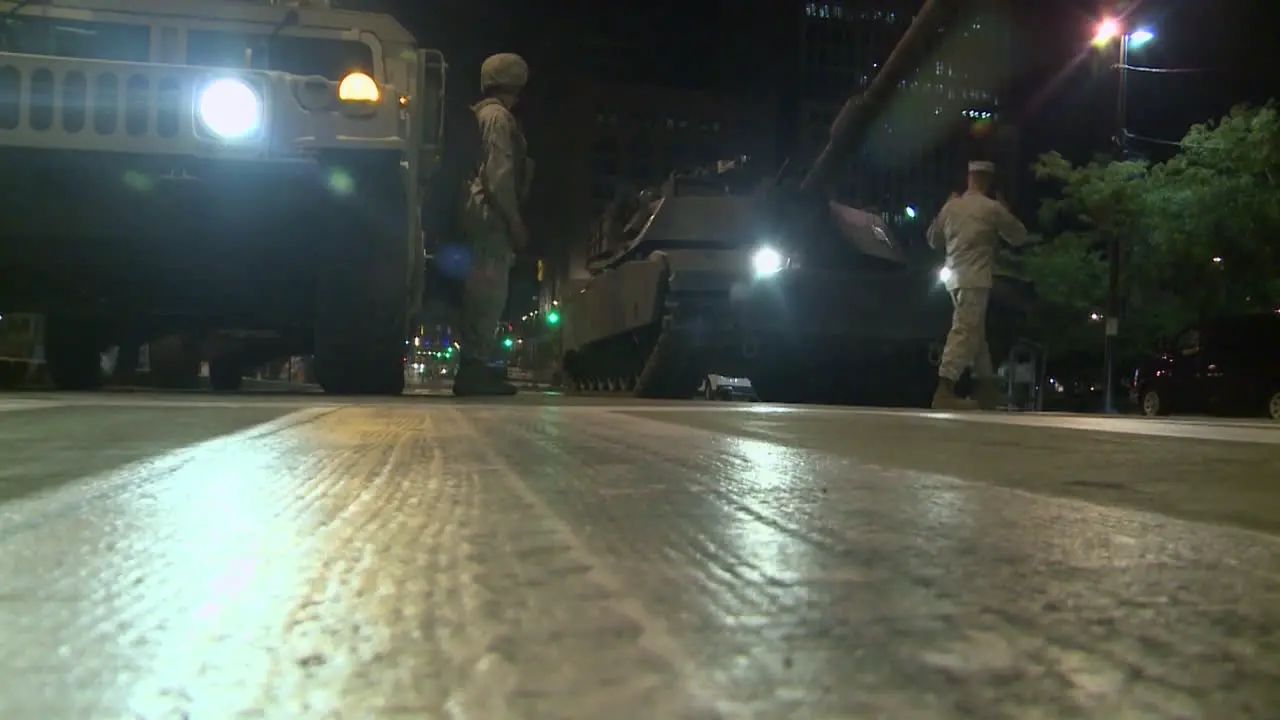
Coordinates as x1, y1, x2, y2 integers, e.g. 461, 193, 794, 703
932, 377, 979, 411
973, 377, 1003, 410
453, 358, 517, 397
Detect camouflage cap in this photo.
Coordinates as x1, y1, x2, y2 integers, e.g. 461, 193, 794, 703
480, 53, 529, 92
968, 160, 995, 173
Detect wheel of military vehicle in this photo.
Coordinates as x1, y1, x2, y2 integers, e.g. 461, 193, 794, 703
313, 159, 408, 396
44, 317, 105, 391
1141, 387, 1168, 417
112, 342, 141, 384
1266, 389, 1280, 421
209, 356, 244, 393
703, 377, 715, 401
148, 334, 203, 390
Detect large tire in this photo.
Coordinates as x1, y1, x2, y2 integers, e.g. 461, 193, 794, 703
209, 355, 244, 392
149, 334, 202, 389
314, 157, 409, 395
44, 316, 105, 391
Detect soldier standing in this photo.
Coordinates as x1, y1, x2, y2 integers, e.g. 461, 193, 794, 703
454, 53, 532, 396
927, 160, 1029, 410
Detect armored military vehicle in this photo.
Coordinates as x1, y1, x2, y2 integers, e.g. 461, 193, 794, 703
559, 0, 1032, 405
0, 0, 444, 393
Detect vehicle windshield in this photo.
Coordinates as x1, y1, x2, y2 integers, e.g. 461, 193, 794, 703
186, 29, 374, 81
0, 16, 150, 62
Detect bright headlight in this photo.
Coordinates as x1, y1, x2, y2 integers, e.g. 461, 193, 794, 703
197, 78, 262, 139
938, 266, 953, 284
752, 246, 786, 277
338, 72, 380, 102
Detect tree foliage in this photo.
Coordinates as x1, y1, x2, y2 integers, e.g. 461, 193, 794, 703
1014, 103, 1280, 364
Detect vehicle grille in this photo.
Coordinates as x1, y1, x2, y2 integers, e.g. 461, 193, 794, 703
0, 54, 192, 149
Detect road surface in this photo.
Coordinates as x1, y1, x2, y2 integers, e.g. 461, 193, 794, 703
2, 391, 1279, 718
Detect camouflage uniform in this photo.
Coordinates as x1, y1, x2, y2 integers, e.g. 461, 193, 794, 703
927, 161, 1028, 409
455, 53, 531, 396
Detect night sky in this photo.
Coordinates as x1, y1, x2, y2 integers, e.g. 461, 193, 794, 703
389, 0, 1276, 170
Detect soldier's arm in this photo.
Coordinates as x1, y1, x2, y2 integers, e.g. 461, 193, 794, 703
477, 107, 524, 234
993, 203, 1030, 247
926, 202, 949, 249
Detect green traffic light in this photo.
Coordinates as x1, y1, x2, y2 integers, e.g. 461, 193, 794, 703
503, 337, 514, 348
546, 311, 560, 325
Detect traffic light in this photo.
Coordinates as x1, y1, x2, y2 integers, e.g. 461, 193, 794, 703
546, 310, 559, 325
503, 337, 514, 349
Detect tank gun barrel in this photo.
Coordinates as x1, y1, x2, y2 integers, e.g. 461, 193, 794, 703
800, 0, 964, 192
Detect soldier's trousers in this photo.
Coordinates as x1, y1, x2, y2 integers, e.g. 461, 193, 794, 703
456, 240, 513, 363
938, 287, 994, 382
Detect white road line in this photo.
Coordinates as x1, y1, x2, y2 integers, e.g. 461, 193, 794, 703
456, 404, 1280, 445
12, 397, 337, 409
0, 399, 67, 413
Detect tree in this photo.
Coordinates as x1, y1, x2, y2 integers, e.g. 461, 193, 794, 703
1015, 103, 1280, 367
1144, 104, 1280, 313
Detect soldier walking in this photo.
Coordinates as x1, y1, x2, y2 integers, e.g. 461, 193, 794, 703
926, 160, 1029, 410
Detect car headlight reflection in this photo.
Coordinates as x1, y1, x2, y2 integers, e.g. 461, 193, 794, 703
752, 246, 786, 277
197, 78, 262, 140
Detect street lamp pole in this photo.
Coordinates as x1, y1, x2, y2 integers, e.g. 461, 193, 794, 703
1102, 31, 1128, 414
1094, 21, 1151, 413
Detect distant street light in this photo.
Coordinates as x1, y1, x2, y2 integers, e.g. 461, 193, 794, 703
904, 205, 917, 219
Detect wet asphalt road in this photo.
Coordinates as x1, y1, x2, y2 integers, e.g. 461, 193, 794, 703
2, 391, 1279, 719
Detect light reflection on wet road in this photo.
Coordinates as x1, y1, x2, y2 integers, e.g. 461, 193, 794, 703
1, 394, 1278, 718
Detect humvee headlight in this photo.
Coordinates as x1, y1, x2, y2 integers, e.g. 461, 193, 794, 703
752, 246, 786, 277
938, 266, 952, 284
197, 78, 262, 139
338, 72, 380, 102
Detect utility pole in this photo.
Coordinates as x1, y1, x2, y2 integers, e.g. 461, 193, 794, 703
1102, 31, 1128, 414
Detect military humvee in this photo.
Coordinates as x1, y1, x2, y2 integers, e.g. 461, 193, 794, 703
0, 0, 444, 393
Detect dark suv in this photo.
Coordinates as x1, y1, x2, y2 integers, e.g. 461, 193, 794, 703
1132, 313, 1280, 420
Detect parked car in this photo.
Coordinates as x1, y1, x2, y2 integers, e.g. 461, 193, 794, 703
1132, 313, 1280, 420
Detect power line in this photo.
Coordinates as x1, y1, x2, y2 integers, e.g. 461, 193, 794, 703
1115, 64, 1215, 74
1124, 130, 1183, 147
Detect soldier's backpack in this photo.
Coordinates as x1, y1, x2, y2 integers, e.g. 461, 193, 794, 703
422, 99, 488, 305
423, 99, 486, 254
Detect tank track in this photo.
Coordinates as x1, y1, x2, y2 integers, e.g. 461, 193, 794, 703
564, 286, 707, 399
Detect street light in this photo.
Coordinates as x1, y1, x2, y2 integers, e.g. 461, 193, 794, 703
1091, 18, 1155, 413
1091, 18, 1121, 46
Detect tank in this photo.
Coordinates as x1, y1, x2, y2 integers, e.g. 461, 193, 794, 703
559, 0, 1033, 405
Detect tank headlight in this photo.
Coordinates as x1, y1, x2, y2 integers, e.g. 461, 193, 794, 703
197, 78, 262, 139
338, 72, 380, 102
752, 246, 786, 277
938, 266, 953, 284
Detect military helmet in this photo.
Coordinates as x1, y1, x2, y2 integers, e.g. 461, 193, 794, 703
480, 53, 529, 92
